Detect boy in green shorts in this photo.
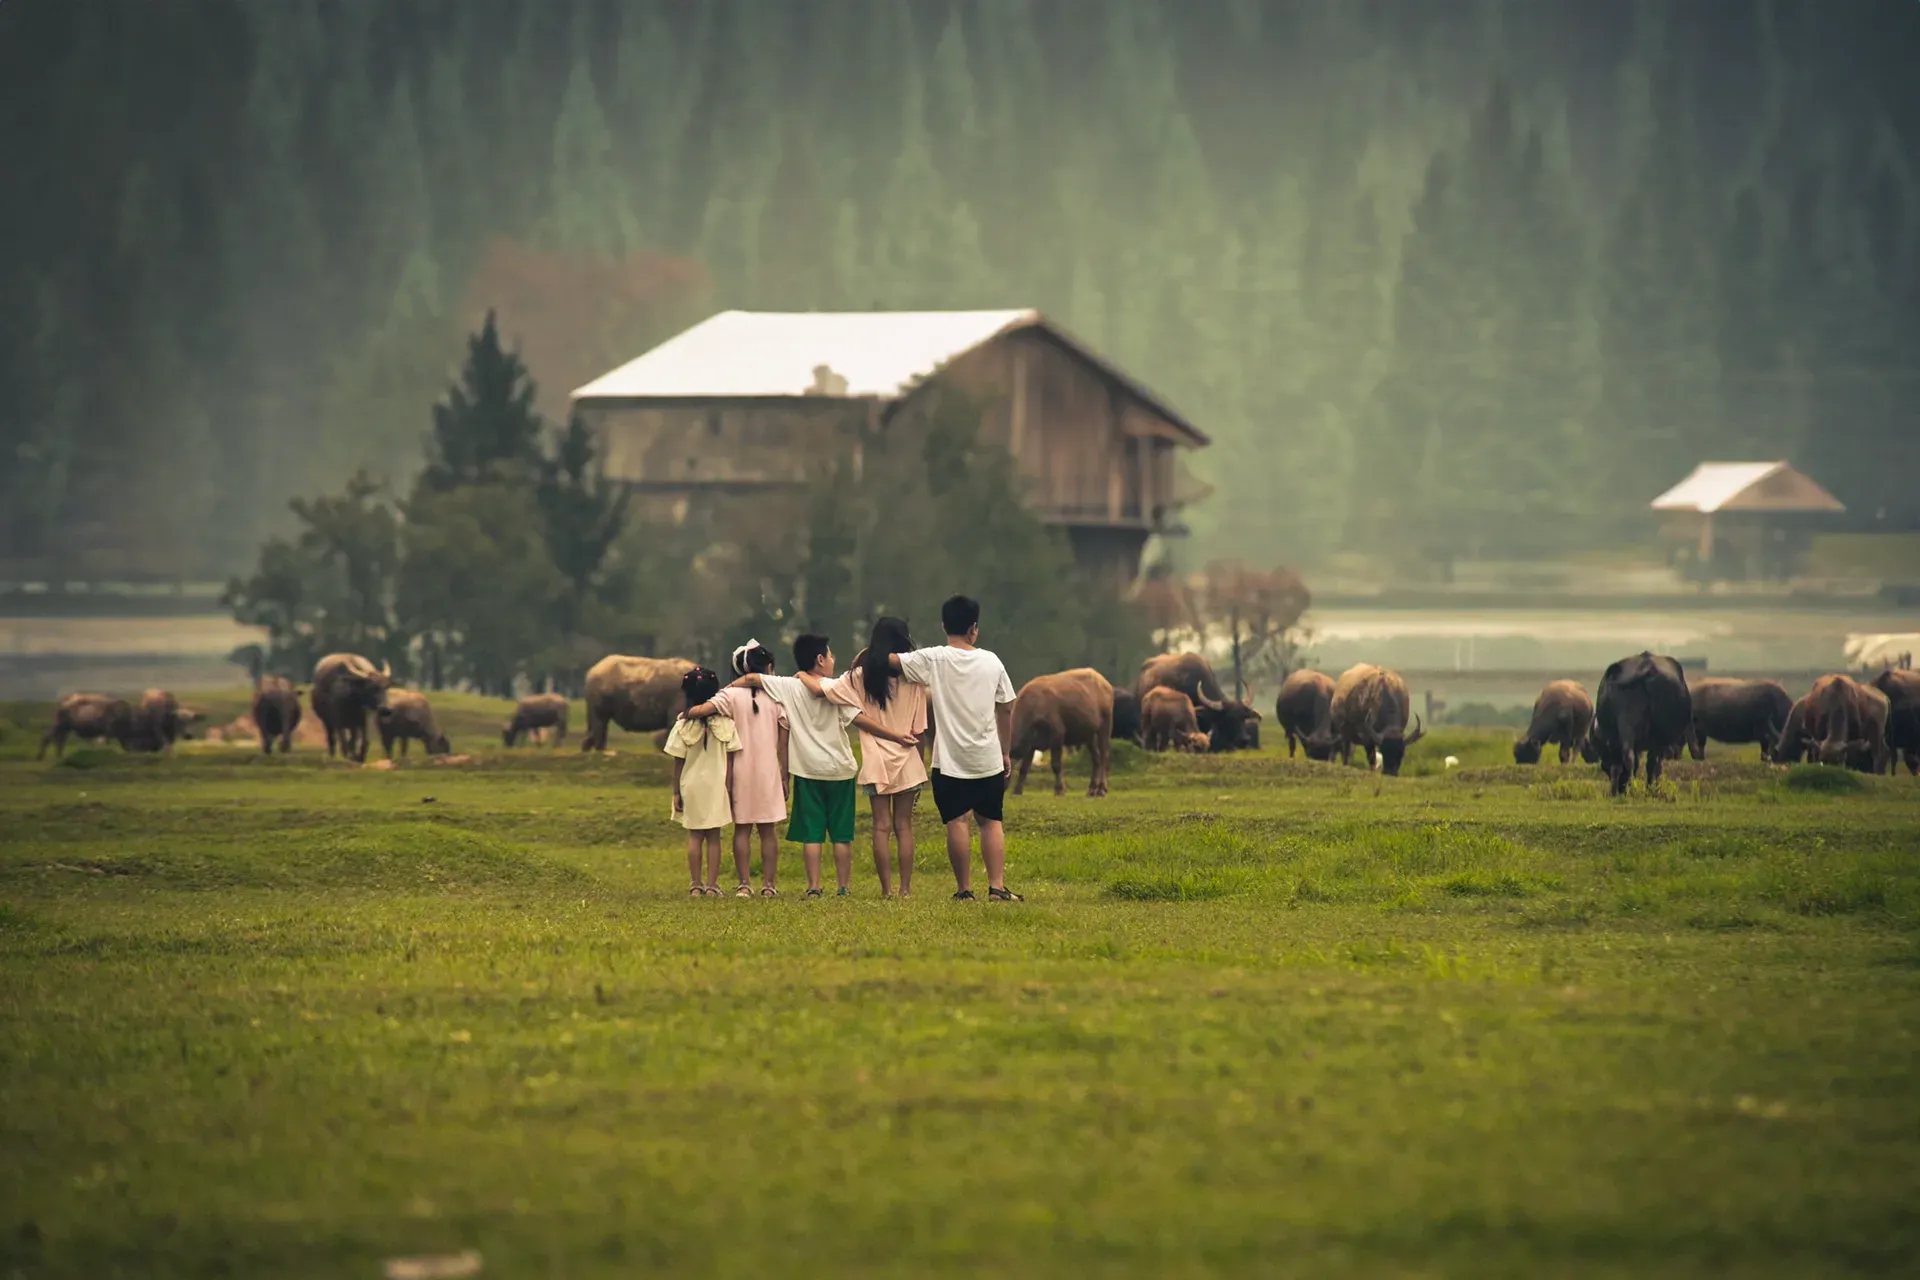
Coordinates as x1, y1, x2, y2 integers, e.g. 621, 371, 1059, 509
710, 634, 917, 897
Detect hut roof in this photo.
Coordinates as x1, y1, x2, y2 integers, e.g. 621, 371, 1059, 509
1650, 461, 1844, 514
571, 308, 1207, 445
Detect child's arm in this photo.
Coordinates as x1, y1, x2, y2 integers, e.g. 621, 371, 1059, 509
852, 712, 917, 747
794, 671, 829, 695
684, 700, 719, 720
725, 750, 736, 805
671, 757, 685, 813
777, 723, 790, 799
728, 673, 764, 689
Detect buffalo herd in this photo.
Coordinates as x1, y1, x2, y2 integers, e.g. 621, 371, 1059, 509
33, 645, 1920, 799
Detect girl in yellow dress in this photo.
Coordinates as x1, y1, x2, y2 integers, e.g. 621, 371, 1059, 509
662, 667, 740, 897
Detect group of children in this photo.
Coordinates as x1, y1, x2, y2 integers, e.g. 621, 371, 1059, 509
663, 594, 1024, 902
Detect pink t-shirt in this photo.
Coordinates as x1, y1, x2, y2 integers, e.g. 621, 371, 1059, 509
825, 672, 928, 794
711, 685, 788, 825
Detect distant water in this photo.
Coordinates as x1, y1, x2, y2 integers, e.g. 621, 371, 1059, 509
0, 616, 265, 700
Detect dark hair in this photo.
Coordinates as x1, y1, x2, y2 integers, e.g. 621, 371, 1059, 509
941, 594, 980, 637
793, 633, 832, 674
733, 642, 775, 714
681, 666, 720, 708
861, 616, 914, 710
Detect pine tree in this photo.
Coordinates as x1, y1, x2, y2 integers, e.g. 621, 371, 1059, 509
419, 312, 548, 493
550, 39, 641, 258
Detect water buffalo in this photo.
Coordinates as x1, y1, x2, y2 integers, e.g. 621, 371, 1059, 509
124, 688, 198, 753
1784, 674, 1890, 774
1329, 664, 1425, 776
1112, 689, 1142, 745
581, 654, 696, 751
377, 689, 451, 758
1176, 731, 1212, 753
311, 653, 394, 762
1010, 668, 1115, 797
252, 676, 303, 754
1513, 680, 1594, 765
1273, 669, 1337, 760
1686, 678, 1792, 761
1133, 652, 1260, 751
1591, 652, 1692, 795
1871, 668, 1920, 775
503, 693, 570, 747
37, 694, 134, 758
1140, 686, 1200, 752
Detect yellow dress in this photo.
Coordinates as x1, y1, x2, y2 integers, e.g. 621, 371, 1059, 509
661, 714, 740, 830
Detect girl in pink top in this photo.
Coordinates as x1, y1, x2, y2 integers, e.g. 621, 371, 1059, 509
709, 641, 789, 896
822, 617, 928, 897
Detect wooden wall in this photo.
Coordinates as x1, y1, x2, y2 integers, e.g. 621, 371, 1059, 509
575, 398, 867, 490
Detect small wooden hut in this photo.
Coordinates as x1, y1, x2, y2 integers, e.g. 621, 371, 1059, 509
569, 309, 1209, 583
1650, 461, 1844, 580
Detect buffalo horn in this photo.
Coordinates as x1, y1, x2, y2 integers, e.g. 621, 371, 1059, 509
1403, 714, 1425, 747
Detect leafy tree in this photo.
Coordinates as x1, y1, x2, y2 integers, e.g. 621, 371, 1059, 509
539, 412, 631, 609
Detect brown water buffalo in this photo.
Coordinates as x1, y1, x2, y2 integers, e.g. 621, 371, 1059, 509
377, 689, 451, 758
581, 654, 696, 751
1273, 669, 1337, 760
311, 653, 394, 762
1111, 689, 1142, 745
251, 677, 303, 754
1140, 686, 1200, 752
1133, 653, 1225, 710
1176, 730, 1213, 753
1329, 664, 1425, 776
1513, 680, 1594, 765
1011, 668, 1115, 797
37, 694, 134, 758
504, 693, 570, 747
1591, 652, 1692, 795
1685, 678, 1792, 762
1871, 668, 1920, 775
1789, 674, 1890, 773
124, 688, 199, 752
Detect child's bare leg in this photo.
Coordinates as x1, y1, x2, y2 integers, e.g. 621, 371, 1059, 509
892, 792, 916, 897
705, 832, 724, 890
980, 819, 1007, 892
686, 832, 704, 889
803, 843, 823, 892
946, 817, 972, 894
869, 794, 893, 896
832, 842, 853, 892
759, 824, 779, 891
731, 825, 752, 887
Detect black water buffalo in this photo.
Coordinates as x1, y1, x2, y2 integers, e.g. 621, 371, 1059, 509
1274, 669, 1337, 760
252, 676, 303, 754
1686, 678, 1792, 762
1513, 680, 1593, 765
1111, 689, 1142, 745
1871, 668, 1920, 775
1591, 652, 1692, 795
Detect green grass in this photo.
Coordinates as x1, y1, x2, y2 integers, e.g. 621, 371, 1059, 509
2, 708, 1919, 1277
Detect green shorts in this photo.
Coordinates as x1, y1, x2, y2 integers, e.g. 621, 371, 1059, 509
787, 776, 857, 845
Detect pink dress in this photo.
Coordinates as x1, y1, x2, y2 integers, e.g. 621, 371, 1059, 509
825, 672, 929, 795
711, 685, 787, 824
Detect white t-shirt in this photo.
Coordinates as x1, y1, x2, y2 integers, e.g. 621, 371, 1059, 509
898, 644, 1016, 779
757, 674, 859, 781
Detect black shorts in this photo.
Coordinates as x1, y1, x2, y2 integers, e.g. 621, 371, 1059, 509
931, 770, 1006, 825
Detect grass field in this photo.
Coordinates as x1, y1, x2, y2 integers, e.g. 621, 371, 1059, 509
3, 691, 1919, 1277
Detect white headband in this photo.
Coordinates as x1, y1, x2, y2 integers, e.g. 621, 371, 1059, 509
731, 638, 762, 676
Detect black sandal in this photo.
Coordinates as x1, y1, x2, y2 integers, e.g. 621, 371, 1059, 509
804, 888, 823, 899
952, 889, 977, 901
987, 886, 1024, 902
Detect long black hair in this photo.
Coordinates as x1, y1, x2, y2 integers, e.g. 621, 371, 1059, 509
861, 616, 913, 710
732, 641, 775, 714
682, 666, 720, 710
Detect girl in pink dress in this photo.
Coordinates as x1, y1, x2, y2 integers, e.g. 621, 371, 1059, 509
822, 617, 928, 897
709, 641, 789, 896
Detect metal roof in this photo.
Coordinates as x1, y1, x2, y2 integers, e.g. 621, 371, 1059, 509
570, 308, 1208, 445
1650, 461, 1844, 514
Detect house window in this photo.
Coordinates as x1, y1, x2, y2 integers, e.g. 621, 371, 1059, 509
707, 411, 723, 437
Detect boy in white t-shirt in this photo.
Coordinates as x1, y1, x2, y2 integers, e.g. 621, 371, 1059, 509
888, 595, 1023, 901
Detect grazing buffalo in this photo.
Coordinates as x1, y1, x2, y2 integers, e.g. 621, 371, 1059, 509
124, 688, 198, 753
1591, 652, 1692, 795
1513, 680, 1594, 765
377, 689, 451, 758
503, 693, 570, 747
1177, 731, 1213, 753
581, 654, 696, 751
1273, 669, 1337, 760
37, 694, 134, 759
1686, 678, 1793, 762
1329, 664, 1426, 776
1140, 686, 1200, 752
1010, 668, 1115, 797
1135, 652, 1259, 751
252, 677, 303, 754
1111, 689, 1142, 745
311, 654, 394, 762
1871, 668, 1920, 775
1784, 674, 1890, 774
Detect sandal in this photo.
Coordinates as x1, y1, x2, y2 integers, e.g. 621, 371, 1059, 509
804, 888, 823, 899
836, 887, 850, 897
759, 886, 779, 898
734, 883, 754, 898
987, 886, 1024, 902
703, 884, 723, 897
688, 885, 705, 898
952, 889, 977, 901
